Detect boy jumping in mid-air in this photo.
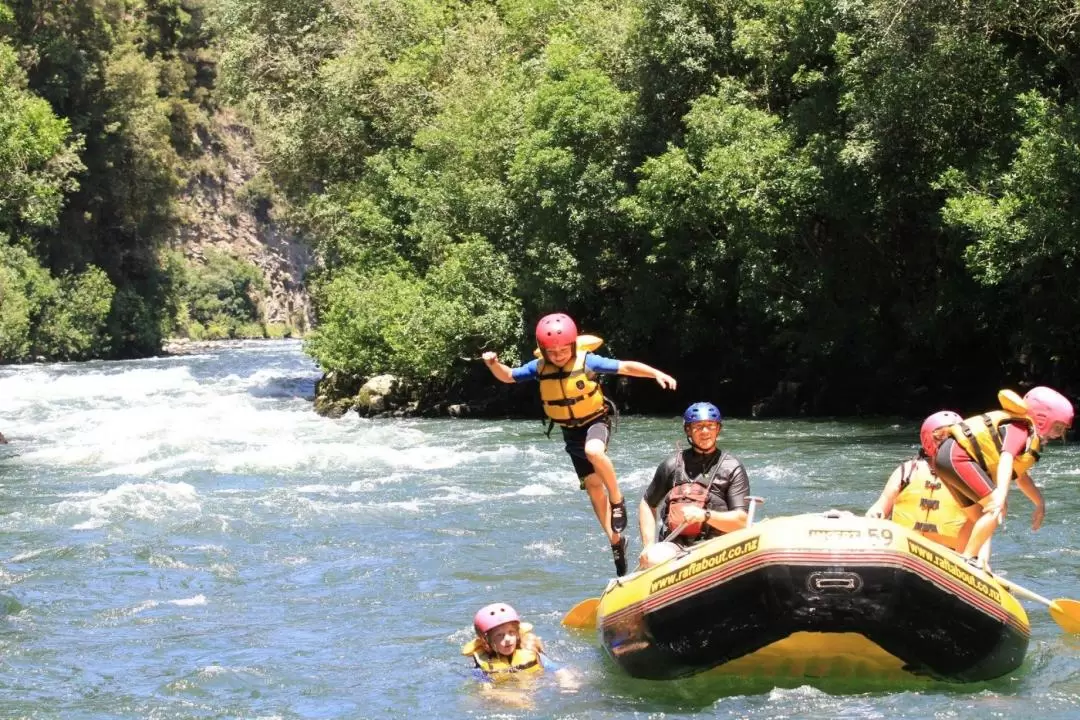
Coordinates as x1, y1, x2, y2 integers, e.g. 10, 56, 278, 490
483, 313, 677, 575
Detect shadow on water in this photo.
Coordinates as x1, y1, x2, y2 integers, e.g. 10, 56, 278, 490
594, 652, 1030, 711
0, 594, 24, 617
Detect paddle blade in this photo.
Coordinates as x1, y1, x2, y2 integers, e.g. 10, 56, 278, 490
562, 598, 600, 629
1050, 599, 1080, 633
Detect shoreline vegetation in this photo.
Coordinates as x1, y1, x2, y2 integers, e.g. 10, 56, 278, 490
4, 2, 1080, 419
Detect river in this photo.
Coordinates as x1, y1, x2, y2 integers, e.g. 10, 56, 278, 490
0, 340, 1077, 719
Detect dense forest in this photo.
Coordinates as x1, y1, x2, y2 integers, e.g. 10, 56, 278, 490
0, 0, 297, 365
4, 1, 1080, 416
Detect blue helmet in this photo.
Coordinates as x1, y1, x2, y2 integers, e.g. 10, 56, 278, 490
683, 402, 722, 424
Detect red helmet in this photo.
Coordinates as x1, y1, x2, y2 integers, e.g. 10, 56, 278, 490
920, 410, 961, 458
473, 603, 520, 636
535, 313, 578, 350
1023, 386, 1074, 437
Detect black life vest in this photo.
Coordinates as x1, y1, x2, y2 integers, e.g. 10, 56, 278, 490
663, 450, 729, 541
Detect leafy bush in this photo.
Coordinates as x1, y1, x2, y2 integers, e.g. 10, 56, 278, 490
166, 249, 268, 339
305, 237, 520, 382
264, 323, 292, 339
0, 242, 115, 361
32, 266, 115, 360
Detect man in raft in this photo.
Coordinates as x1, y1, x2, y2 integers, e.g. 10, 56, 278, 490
482, 313, 677, 576
638, 402, 751, 566
932, 386, 1073, 566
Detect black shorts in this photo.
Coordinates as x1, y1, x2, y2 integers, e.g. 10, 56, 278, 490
561, 418, 611, 487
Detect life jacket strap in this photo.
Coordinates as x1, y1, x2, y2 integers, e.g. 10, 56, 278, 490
961, 422, 989, 468
543, 384, 601, 407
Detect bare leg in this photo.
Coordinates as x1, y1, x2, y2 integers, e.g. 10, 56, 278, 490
962, 502, 999, 559
977, 537, 993, 571
584, 439, 620, 504
583, 474, 617, 544
954, 519, 975, 553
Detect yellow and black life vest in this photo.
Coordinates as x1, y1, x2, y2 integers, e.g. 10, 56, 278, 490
948, 409, 1041, 479
469, 648, 542, 680
460, 628, 543, 681
536, 336, 607, 428
891, 459, 967, 551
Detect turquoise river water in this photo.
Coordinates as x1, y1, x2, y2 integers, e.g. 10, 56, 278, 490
0, 340, 1078, 719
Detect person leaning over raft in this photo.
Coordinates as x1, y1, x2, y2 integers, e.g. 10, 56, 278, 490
867, 410, 980, 555
932, 386, 1074, 567
638, 403, 750, 567
482, 313, 677, 576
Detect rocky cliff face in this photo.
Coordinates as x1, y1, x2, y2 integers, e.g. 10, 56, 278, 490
172, 109, 314, 332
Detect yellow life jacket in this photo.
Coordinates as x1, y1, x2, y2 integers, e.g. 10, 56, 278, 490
948, 408, 1041, 479
460, 625, 543, 681
469, 648, 542, 680
535, 335, 607, 428
890, 459, 967, 551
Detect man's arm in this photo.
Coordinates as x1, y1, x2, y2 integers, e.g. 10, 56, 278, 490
638, 497, 657, 548
699, 461, 750, 533
639, 459, 674, 546
866, 462, 905, 518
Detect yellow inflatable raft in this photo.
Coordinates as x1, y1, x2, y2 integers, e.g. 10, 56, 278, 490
598, 511, 1029, 682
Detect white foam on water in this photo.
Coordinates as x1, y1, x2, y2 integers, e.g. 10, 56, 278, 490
534, 469, 579, 490
382, 499, 422, 513
516, 484, 555, 496
197, 664, 264, 677
0, 365, 196, 412
523, 541, 564, 558
169, 594, 207, 607
55, 480, 202, 530
755, 463, 801, 482
618, 467, 654, 492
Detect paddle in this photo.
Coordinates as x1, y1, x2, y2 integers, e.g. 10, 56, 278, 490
561, 521, 691, 630
561, 496, 769, 630
746, 496, 764, 526
992, 572, 1080, 633
561, 597, 600, 630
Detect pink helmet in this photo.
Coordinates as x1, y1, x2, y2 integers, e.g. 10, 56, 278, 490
535, 313, 578, 350
1023, 386, 1074, 437
473, 603, 520, 636
920, 410, 962, 458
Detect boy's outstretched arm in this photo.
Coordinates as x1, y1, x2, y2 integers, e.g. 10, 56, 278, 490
616, 360, 677, 390
482, 352, 515, 384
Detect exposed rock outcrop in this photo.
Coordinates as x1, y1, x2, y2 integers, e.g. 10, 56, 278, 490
172, 109, 314, 332
313, 372, 417, 418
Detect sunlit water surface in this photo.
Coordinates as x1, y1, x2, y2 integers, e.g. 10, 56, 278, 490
1, 341, 1078, 719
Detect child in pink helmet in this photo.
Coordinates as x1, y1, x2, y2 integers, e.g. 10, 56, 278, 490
933, 386, 1073, 565
461, 603, 546, 681
483, 313, 677, 576
462, 602, 579, 694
